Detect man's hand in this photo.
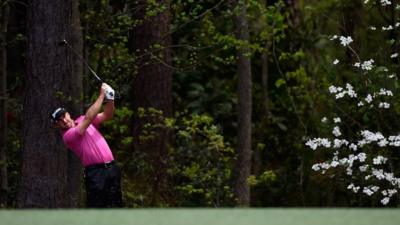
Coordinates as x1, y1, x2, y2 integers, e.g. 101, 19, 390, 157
103, 83, 115, 101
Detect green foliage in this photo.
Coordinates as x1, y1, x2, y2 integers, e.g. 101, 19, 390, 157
168, 113, 235, 206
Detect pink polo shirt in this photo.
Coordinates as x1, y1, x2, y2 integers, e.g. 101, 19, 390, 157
62, 115, 114, 167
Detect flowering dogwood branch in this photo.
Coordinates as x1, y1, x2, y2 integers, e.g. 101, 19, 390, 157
306, 0, 400, 206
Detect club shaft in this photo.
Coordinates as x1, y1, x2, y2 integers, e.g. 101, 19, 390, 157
62, 40, 103, 84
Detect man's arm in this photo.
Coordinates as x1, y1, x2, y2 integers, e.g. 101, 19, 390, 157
77, 84, 107, 135
96, 99, 115, 124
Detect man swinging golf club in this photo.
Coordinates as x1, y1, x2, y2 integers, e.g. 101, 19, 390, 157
50, 83, 122, 208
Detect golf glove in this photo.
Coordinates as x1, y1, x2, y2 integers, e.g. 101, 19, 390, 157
105, 85, 115, 101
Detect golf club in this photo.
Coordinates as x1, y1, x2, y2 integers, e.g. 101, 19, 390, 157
58, 39, 103, 84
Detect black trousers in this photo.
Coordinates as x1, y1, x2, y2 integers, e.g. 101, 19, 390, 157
84, 162, 122, 208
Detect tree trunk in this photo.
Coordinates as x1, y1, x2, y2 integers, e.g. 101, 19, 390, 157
0, 1, 10, 207
17, 0, 82, 208
233, 0, 252, 206
129, 0, 172, 205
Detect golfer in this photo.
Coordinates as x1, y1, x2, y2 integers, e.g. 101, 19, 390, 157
50, 83, 122, 208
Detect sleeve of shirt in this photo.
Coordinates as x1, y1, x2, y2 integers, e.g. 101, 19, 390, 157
91, 114, 102, 128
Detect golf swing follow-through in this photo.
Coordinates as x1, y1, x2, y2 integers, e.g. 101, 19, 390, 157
50, 40, 121, 208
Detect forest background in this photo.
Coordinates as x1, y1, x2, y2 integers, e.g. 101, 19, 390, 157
1, 0, 400, 208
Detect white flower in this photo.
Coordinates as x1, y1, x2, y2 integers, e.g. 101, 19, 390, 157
335, 92, 345, 99
339, 36, 353, 46
361, 59, 374, 71
331, 160, 339, 167
346, 167, 353, 175
333, 139, 349, 148
359, 165, 368, 172
346, 83, 357, 97
369, 26, 376, 30
379, 102, 390, 109
349, 143, 358, 151
363, 187, 375, 196
329, 85, 338, 93
321, 117, 328, 123
391, 53, 398, 58
378, 138, 389, 147
333, 117, 341, 123
306, 138, 332, 150
364, 0, 369, 4
378, 88, 393, 96
330, 35, 338, 40
365, 94, 373, 103
354, 62, 360, 67
373, 156, 388, 165
357, 101, 364, 107
358, 153, 367, 162
381, 197, 390, 205
333, 59, 340, 65
347, 183, 360, 193
372, 169, 385, 180
388, 135, 400, 146
381, 0, 392, 7
382, 25, 393, 30
312, 164, 320, 171
332, 126, 342, 137
388, 189, 398, 196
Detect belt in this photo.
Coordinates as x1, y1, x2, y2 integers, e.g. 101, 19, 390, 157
85, 161, 115, 170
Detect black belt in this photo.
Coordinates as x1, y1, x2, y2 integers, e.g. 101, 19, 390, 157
85, 161, 115, 170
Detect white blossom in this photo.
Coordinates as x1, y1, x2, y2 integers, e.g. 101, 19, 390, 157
363, 187, 375, 196
312, 164, 320, 171
381, 0, 392, 7
378, 88, 393, 96
379, 102, 390, 109
333, 59, 340, 65
333, 139, 349, 148
346, 83, 357, 97
361, 59, 374, 71
358, 153, 367, 162
372, 169, 385, 180
349, 143, 358, 151
306, 138, 332, 150
329, 85, 338, 93
331, 160, 339, 167
332, 126, 342, 137
333, 117, 341, 123
382, 25, 394, 30
388, 135, 400, 146
378, 138, 388, 147
359, 165, 368, 172
390, 53, 398, 58
321, 117, 328, 123
339, 36, 353, 46
381, 197, 390, 205
365, 94, 373, 103
347, 183, 360, 193
373, 156, 388, 165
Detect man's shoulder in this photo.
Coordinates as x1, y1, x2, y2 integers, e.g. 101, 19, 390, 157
62, 127, 81, 144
